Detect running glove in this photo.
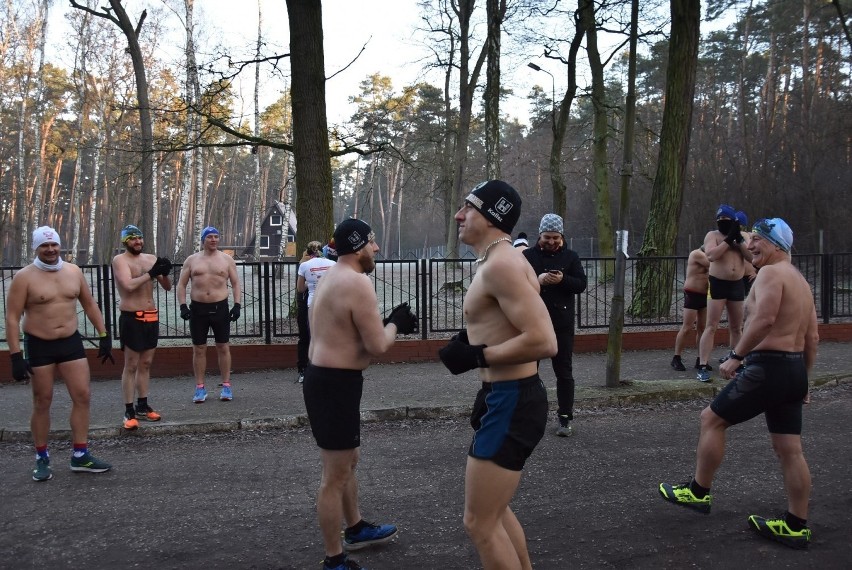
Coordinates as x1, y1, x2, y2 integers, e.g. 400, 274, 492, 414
98, 331, 115, 365
10, 352, 33, 381
180, 303, 191, 320
148, 257, 172, 278
383, 302, 417, 334
439, 329, 488, 375
229, 303, 241, 322
724, 223, 744, 246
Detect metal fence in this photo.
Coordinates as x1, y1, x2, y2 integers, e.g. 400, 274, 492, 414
1, 253, 849, 344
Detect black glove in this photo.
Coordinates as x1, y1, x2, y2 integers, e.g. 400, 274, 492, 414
180, 303, 191, 320
229, 303, 241, 322
10, 352, 33, 381
439, 329, 488, 375
724, 222, 743, 246
383, 302, 417, 334
147, 257, 173, 278
98, 331, 115, 365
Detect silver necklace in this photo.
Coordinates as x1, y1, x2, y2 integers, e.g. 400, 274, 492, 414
475, 237, 511, 264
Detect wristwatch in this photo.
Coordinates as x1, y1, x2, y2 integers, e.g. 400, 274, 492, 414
729, 351, 744, 361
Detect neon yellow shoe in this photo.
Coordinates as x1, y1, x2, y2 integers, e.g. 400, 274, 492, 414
658, 482, 712, 514
748, 515, 811, 550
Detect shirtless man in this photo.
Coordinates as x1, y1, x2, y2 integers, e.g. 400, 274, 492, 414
176, 226, 242, 403
696, 205, 752, 382
303, 218, 417, 570
111, 225, 172, 430
439, 180, 557, 570
671, 247, 710, 371
659, 218, 817, 550
6, 226, 113, 481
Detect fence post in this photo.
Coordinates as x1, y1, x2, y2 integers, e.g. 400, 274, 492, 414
100, 264, 113, 338
263, 262, 272, 344
420, 258, 428, 340
821, 253, 832, 324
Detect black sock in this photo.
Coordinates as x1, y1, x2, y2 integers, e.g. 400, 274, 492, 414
689, 478, 710, 498
785, 511, 807, 531
345, 519, 367, 535
125, 403, 135, 417
324, 553, 346, 568
137, 397, 148, 409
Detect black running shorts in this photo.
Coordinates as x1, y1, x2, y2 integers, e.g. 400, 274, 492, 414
119, 310, 159, 352
683, 288, 707, 311
468, 375, 548, 471
25, 331, 86, 367
189, 299, 230, 345
710, 351, 808, 435
708, 275, 745, 302
303, 364, 364, 450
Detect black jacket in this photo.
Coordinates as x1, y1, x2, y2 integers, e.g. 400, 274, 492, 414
523, 243, 588, 332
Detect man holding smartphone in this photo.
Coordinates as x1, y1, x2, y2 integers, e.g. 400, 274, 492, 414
523, 213, 588, 436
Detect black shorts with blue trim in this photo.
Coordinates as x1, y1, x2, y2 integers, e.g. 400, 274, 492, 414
468, 374, 548, 471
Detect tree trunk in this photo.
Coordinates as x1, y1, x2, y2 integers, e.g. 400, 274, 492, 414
484, 0, 506, 179
286, 0, 333, 257
580, 0, 614, 278
629, 0, 700, 318
448, 0, 487, 255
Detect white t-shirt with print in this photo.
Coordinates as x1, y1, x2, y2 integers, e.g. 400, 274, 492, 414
298, 256, 336, 307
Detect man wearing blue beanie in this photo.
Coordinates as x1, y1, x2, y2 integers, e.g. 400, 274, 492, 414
696, 205, 753, 382
176, 226, 242, 403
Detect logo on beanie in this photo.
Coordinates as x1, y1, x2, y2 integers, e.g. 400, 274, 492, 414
495, 198, 514, 217
467, 194, 484, 210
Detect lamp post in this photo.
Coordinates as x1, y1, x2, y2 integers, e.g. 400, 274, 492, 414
527, 62, 556, 130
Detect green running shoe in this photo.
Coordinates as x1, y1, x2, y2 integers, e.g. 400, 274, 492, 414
658, 482, 712, 514
32, 457, 53, 482
70, 452, 112, 473
748, 515, 811, 550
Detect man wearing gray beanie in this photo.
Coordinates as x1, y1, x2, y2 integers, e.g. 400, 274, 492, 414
523, 213, 588, 437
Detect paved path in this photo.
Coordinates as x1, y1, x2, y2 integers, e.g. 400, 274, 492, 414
2, 342, 850, 441
1, 384, 850, 569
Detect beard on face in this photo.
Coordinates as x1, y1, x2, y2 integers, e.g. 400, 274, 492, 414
125, 242, 143, 256
359, 254, 376, 274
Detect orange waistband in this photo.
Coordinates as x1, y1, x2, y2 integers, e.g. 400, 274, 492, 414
124, 309, 159, 323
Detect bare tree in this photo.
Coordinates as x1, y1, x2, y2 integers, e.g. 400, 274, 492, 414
70, 0, 155, 240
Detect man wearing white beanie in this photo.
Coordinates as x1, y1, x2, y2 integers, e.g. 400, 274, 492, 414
523, 213, 588, 437
5, 226, 114, 481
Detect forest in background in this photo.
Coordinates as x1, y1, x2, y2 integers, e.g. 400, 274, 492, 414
0, 0, 850, 266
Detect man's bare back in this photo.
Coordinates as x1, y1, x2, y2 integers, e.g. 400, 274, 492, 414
684, 248, 710, 292
747, 262, 816, 353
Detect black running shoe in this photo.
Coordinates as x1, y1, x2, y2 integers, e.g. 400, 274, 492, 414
748, 514, 811, 550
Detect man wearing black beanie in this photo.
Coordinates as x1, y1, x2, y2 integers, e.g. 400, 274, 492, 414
439, 180, 557, 568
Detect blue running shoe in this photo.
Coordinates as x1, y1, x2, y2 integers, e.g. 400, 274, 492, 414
220, 385, 233, 401
696, 367, 711, 383
343, 521, 398, 551
193, 386, 207, 403
32, 457, 53, 482
70, 452, 112, 473
323, 556, 365, 569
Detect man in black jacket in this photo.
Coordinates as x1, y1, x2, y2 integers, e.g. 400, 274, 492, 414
523, 213, 588, 436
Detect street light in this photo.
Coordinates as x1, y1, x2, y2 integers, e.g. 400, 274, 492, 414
527, 62, 556, 129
